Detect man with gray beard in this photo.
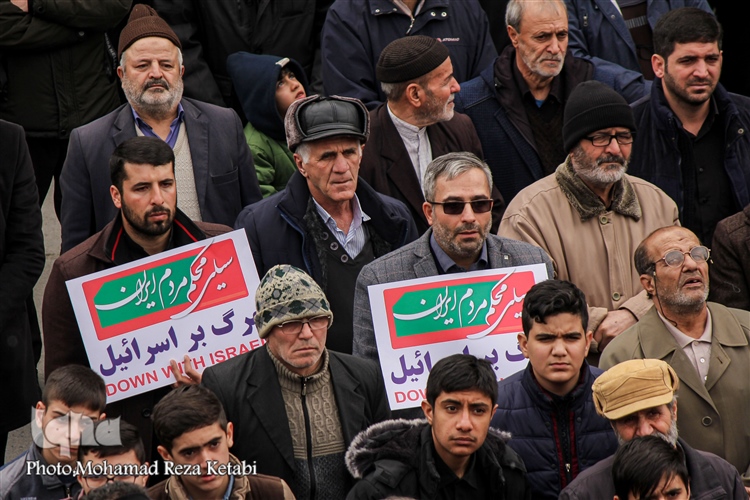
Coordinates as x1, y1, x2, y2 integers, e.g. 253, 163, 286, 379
59, 5, 262, 252
559, 359, 746, 499
499, 80, 678, 358
601, 226, 750, 486
455, 0, 594, 203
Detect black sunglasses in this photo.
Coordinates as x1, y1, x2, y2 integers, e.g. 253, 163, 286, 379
427, 199, 493, 215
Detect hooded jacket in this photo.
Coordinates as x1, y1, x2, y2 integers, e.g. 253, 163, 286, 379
345, 419, 530, 499
228, 53, 311, 197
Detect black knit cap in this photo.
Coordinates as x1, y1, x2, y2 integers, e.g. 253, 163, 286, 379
376, 35, 450, 83
118, 5, 182, 60
562, 81, 636, 152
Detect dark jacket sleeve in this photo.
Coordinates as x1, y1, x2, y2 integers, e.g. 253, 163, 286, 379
708, 212, 750, 310
60, 127, 97, 252
150, 0, 225, 106
29, 0, 130, 30
321, 5, 380, 109
0, 122, 44, 346
0, 2, 82, 50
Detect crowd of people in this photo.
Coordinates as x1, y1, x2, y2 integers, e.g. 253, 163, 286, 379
2, 0, 750, 498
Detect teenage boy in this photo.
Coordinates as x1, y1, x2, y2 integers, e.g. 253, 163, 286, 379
77, 420, 149, 495
346, 354, 530, 499
0, 365, 106, 499
492, 279, 618, 499
612, 435, 691, 500
149, 385, 293, 499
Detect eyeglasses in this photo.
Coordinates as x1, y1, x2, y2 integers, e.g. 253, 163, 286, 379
427, 199, 493, 215
655, 246, 711, 268
82, 474, 138, 488
277, 315, 331, 335
583, 132, 635, 147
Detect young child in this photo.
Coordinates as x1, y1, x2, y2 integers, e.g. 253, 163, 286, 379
0, 365, 106, 499
227, 52, 310, 197
612, 435, 691, 500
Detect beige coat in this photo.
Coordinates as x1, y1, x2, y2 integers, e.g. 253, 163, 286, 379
499, 160, 679, 331
600, 303, 750, 476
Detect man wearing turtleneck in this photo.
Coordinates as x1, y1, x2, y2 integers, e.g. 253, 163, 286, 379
499, 80, 678, 360
202, 264, 390, 500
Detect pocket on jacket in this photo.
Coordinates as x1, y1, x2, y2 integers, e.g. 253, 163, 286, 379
211, 166, 239, 185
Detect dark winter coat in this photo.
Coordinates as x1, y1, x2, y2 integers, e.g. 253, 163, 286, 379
0, 0, 128, 138
455, 47, 593, 203
322, 0, 497, 109
709, 204, 750, 310
346, 419, 530, 499
0, 120, 44, 433
629, 79, 750, 243
492, 363, 617, 499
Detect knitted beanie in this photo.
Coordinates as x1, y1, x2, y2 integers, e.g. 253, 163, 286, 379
376, 35, 450, 83
118, 5, 181, 60
562, 81, 636, 152
255, 265, 333, 339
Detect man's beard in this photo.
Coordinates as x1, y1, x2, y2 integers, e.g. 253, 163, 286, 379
122, 203, 173, 238
414, 89, 454, 125
571, 145, 629, 188
663, 65, 716, 107
432, 218, 492, 262
519, 42, 564, 79
654, 272, 709, 315
616, 417, 679, 447
122, 75, 183, 120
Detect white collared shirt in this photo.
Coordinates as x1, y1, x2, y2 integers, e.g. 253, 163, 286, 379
658, 309, 713, 383
313, 195, 371, 258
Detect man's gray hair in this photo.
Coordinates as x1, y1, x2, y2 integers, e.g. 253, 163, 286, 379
381, 74, 429, 103
120, 47, 184, 72
506, 0, 567, 32
422, 152, 493, 202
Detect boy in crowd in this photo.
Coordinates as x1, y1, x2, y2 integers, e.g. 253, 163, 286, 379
612, 435, 691, 500
346, 354, 530, 499
77, 420, 149, 495
492, 280, 617, 498
227, 53, 309, 197
149, 385, 293, 499
0, 365, 106, 499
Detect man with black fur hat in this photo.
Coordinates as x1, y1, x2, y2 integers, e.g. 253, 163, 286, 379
360, 35, 504, 234
499, 80, 678, 357
59, 4, 262, 253
235, 95, 418, 354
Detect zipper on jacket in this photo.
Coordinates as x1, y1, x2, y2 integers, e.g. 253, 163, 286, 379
405, 16, 416, 35
583, 14, 588, 28
300, 377, 317, 499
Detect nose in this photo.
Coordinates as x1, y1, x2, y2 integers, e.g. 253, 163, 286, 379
298, 322, 314, 339
692, 59, 709, 78
450, 77, 460, 94
148, 61, 163, 79
603, 137, 623, 155
456, 407, 473, 431
635, 415, 653, 437
551, 338, 566, 356
331, 153, 351, 174
682, 251, 700, 271
151, 186, 165, 206
460, 202, 478, 223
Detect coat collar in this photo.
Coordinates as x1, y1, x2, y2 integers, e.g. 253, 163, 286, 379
555, 158, 642, 221
410, 229, 512, 276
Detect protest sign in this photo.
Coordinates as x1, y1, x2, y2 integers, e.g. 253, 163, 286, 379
66, 230, 261, 403
368, 264, 548, 410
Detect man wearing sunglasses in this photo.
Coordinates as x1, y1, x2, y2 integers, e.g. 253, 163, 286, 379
500, 80, 679, 358
601, 225, 750, 483
353, 151, 554, 417
201, 264, 390, 499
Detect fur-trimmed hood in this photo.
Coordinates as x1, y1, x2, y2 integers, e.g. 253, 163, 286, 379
345, 418, 514, 479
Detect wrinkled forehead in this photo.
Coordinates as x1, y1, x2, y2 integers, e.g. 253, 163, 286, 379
519, 0, 568, 28
648, 227, 701, 258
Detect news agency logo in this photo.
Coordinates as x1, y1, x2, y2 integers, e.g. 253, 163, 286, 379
31, 410, 122, 458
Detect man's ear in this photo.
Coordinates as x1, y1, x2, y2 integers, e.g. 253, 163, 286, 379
117, 66, 124, 80
652, 54, 666, 79
517, 333, 530, 358
584, 330, 593, 356
640, 273, 655, 297
226, 422, 234, 449
490, 403, 498, 419
110, 185, 122, 209
421, 400, 434, 425
35, 401, 45, 426
507, 25, 519, 47
405, 82, 423, 108
157, 445, 172, 462
423, 201, 434, 226
294, 153, 307, 177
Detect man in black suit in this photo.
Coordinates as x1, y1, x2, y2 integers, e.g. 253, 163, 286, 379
60, 4, 261, 252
